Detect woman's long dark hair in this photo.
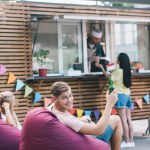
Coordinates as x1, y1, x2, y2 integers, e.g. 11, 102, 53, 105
118, 53, 131, 88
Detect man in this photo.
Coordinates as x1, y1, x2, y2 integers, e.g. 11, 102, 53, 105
47, 81, 122, 150
87, 29, 106, 72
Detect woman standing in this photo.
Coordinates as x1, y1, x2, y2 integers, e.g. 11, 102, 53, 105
96, 53, 134, 148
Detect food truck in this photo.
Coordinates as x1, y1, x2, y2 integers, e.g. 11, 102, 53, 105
0, 1, 150, 127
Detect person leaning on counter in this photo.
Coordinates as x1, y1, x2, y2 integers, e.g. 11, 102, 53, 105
87, 28, 106, 72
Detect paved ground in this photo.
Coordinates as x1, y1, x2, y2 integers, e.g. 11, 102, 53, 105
132, 119, 148, 135
120, 119, 150, 150
120, 136, 150, 150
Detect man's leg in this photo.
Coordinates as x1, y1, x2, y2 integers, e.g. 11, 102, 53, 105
109, 115, 122, 150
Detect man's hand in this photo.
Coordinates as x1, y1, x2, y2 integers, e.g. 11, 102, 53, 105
93, 55, 101, 68
90, 54, 100, 63
94, 55, 100, 63
106, 89, 118, 107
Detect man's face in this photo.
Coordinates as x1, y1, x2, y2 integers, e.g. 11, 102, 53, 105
91, 36, 101, 44
54, 88, 73, 112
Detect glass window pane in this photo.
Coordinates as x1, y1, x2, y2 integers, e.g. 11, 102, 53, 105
32, 21, 59, 74
61, 24, 82, 71
115, 24, 121, 45
125, 32, 133, 44
115, 24, 121, 33
114, 23, 150, 70
124, 24, 132, 32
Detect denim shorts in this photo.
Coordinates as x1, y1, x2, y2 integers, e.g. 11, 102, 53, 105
93, 125, 114, 143
114, 94, 131, 109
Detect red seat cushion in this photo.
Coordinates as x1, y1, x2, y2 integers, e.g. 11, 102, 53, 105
19, 107, 109, 150
0, 119, 20, 150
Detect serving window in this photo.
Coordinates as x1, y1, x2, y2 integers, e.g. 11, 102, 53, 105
31, 20, 83, 75
31, 18, 150, 76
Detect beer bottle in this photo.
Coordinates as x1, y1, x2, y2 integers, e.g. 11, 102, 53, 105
108, 77, 115, 94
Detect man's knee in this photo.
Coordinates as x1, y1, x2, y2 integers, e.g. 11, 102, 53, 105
110, 115, 122, 129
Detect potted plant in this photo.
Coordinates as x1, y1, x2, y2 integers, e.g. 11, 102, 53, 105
33, 49, 50, 77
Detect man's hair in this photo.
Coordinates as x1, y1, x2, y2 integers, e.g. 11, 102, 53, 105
50, 82, 70, 97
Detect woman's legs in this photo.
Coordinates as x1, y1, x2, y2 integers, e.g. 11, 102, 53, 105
117, 108, 130, 143
126, 108, 134, 142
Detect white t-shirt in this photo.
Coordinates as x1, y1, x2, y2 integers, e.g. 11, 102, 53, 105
48, 104, 84, 132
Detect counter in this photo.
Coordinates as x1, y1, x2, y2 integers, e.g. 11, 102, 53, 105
26, 73, 150, 121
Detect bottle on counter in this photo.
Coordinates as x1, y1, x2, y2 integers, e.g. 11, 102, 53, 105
108, 77, 115, 94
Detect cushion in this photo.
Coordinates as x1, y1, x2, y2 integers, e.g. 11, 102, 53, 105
0, 119, 20, 150
19, 107, 109, 150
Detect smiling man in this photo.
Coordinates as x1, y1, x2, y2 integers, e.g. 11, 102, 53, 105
47, 81, 122, 150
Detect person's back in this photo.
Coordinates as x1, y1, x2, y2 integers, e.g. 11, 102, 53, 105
111, 68, 130, 94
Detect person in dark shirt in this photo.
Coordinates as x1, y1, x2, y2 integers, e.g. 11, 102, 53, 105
87, 29, 106, 72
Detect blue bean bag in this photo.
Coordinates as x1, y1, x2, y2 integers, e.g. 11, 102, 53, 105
19, 107, 109, 150
0, 119, 20, 150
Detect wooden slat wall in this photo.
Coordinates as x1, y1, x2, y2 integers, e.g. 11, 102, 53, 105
27, 76, 150, 121
131, 77, 150, 120
23, 2, 150, 18
0, 2, 32, 123
0, 2, 150, 124
27, 78, 107, 120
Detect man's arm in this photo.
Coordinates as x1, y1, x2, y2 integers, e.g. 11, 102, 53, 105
78, 90, 117, 135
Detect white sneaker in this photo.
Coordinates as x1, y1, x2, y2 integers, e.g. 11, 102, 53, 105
130, 142, 135, 147
120, 141, 131, 148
